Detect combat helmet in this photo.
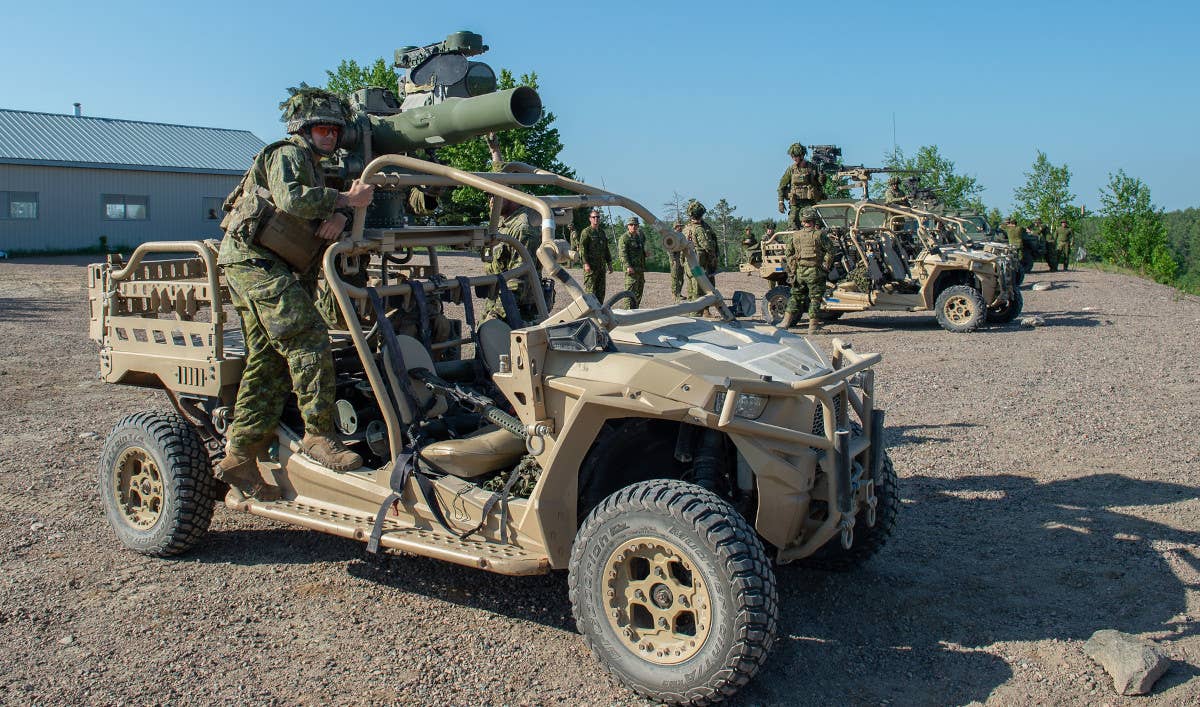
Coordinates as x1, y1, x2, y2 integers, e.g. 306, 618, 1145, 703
687, 200, 706, 218
799, 207, 818, 223
888, 175, 901, 186
280, 84, 350, 134
787, 143, 807, 158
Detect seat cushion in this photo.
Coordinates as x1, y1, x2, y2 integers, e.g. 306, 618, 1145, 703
421, 425, 526, 479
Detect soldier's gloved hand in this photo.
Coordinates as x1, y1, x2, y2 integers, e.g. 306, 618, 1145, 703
339, 180, 375, 209
317, 212, 348, 240
777, 201, 785, 214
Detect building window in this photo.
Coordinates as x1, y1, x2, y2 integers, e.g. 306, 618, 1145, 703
103, 194, 149, 220
202, 197, 223, 221
1, 191, 38, 219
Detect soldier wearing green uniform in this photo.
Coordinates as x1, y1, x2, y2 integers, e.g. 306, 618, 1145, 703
777, 143, 825, 230
485, 203, 543, 322
215, 87, 374, 499
618, 216, 648, 307
684, 200, 720, 302
741, 226, 760, 265
884, 176, 908, 206
780, 208, 831, 336
1054, 218, 1074, 272
1032, 218, 1051, 270
578, 207, 613, 302
669, 220, 685, 301
1003, 218, 1024, 264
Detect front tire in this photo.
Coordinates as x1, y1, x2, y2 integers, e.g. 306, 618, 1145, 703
98, 411, 220, 557
986, 289, 1023, 324
934, 285, 986, 333
764, 285, 790, 325
569, 479, 778, 705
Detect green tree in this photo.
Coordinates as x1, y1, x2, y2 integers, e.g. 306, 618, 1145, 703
1012, 151, 1075, 224
1095, 170, 1178, 283
709, 198, 737, 268
880, 145, 984, 211
325, 58, 398, 95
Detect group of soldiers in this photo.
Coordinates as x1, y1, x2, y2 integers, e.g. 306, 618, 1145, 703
565, 200, 721, 309
1003, 216, 1076, 272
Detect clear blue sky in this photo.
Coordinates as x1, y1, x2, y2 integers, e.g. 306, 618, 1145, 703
3, 0, 1197, 219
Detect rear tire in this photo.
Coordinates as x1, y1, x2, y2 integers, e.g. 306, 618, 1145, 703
98, 411, 220, 557
934, 285, 986, 333
569, 479, 778, 705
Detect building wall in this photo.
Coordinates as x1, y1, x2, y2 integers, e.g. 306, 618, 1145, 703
0, 164, 241, 252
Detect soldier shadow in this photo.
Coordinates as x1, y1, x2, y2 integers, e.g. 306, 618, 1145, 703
826, 314, 942, 333
1037, 311, 1111, 328
0, 296, 72, 322
739, 472, 1200, 705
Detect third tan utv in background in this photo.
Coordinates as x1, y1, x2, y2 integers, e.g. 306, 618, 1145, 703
87, 33, 895, 707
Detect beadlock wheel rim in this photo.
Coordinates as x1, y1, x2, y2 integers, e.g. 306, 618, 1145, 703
944, 295, 976, 325
603, 536, 713, 665
114, 447, 163, 529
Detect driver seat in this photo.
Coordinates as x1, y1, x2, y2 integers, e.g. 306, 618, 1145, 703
476, 318, 512, 374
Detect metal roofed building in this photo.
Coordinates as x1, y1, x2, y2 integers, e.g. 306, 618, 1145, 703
0, 107, 265, 252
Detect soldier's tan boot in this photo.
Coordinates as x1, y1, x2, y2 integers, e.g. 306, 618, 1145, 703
215, 441, 281, 502
301, 433, 363, 472
808, 319, 824, 336
779, 310, 801, 329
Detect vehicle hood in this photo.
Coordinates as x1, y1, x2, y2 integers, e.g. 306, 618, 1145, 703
608, 316, 832, 383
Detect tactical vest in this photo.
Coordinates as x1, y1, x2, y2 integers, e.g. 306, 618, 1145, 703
220, 139, 327, 272
790, 164, 821, 202
793, 227, 824, 265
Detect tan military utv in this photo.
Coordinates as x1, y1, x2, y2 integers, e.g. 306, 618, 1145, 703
743, 198, 1020, 332
937, 210, 1027, 286
87, 100, 894, 707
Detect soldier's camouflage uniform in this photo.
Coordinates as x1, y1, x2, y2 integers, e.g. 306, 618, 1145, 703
884, 185, 908, 206
1053, 223, 1074, 272
485, 208, 542, 322
1004, 223, 1025, 262
217, 135, 338, 449
741, 229, 759, 265
684, 218, 720, 300
1033, 221, 1052, 269
578, 224, 612, 302
669, 250, 684, 301
778, 161, 825, 230
619, 225, 647, 307
784, 224, 831, 319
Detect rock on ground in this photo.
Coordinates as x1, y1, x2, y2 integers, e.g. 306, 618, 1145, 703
1084, 629, 1170, 695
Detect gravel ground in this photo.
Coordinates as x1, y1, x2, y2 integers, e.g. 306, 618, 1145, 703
1, 253, 1198, 706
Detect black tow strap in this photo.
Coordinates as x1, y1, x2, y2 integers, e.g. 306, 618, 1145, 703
455, 275, 477, 341
366, 449, 462, 554
365, 287, 425, 416
408, 280, 433, 353
493, 275, 523, 328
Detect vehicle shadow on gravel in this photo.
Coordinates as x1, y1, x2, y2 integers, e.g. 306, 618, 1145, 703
888, 422, 982, 446
739, 471, 1200, 705
0, 297, 72, 322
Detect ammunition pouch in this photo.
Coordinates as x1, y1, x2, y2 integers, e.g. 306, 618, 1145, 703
256, 206, 325, 273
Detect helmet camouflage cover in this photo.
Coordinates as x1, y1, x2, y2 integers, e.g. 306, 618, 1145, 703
280, 84, 350, 134
787, 143, 807, 157
888, 175, 901, 185
799, 207, 818, 222
687, 200, 706, 218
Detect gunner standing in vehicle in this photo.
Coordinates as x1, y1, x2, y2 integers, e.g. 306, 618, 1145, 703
215, 87, 374, 497
778, 143, 825, 230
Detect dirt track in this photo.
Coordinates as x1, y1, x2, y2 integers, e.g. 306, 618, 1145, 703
1, 254, 1198, 705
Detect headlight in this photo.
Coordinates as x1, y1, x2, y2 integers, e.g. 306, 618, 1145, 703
546, 318, 609, 352
712, 392, 769, 420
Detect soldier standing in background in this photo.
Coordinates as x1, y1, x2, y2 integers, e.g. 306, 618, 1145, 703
1055, 218, 1075, 272
761, 223, 780, 244
684, 200, 720, 302
618, 216, 648, 307
779, 207, 831, 336
579, 207, 613, 302
1003, 217, 1024, 265
778, 143, 825, 230
741, 225, 759, 265
884, 176, 909, 206
1032, 218, 1051, 270
485, 201, 542, 322
215, 87, 374, 498
669, 220, 685, 301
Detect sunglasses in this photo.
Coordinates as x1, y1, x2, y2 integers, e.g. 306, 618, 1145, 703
310, 125, 341, 139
